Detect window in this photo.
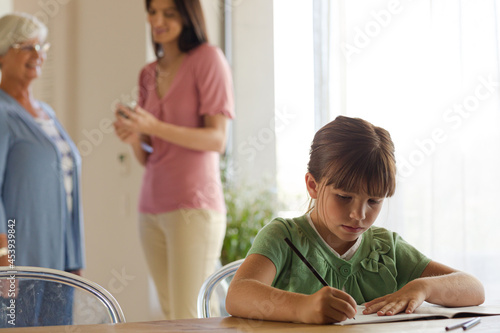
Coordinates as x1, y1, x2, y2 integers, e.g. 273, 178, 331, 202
274, 0, 315, 217
274, 0, 500, 303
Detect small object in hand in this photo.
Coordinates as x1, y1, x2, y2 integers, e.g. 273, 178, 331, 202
117, 109, 129, 119
117, 101, 136, 119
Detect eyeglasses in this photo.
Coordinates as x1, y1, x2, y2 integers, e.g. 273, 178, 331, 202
11, 43, 51, 54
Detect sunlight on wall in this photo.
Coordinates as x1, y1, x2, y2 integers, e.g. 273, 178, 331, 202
0, 1, 12, 15
274, 0, 315, 216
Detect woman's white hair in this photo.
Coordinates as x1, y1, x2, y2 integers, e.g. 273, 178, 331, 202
0, 12, 48, 56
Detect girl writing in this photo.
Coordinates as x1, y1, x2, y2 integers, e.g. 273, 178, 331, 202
226, 116, 484, 324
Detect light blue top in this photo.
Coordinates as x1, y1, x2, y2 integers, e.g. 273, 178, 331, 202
0, 89, 84, 270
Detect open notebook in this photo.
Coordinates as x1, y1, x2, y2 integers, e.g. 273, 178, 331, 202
335, 303, 500, 325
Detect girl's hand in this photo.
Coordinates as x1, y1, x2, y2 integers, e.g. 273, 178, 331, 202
363, 279, 427, 316
298, 286, 357, 324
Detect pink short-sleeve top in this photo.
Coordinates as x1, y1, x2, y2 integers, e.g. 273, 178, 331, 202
138, 43, 235, 214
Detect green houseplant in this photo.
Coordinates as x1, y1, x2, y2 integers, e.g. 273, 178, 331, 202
220, 156, 276, 265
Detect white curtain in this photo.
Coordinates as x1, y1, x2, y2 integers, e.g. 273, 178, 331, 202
315, 0, 500, 303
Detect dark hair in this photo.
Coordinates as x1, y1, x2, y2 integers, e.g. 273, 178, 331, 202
145, 0, 208, 57
308, 116, 396, 198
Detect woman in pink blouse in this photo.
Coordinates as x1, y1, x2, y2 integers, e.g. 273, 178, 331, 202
113, 0, 234, 319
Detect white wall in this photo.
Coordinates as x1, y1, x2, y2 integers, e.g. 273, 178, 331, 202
72, 0, 152, 322
200, 0, 224, 47
232, 0, 277, 187
0, 1, 12, 16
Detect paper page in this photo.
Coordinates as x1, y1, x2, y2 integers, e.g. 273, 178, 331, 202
335, 303, 500, 326
413, 304, 500, 317
335, 305, 441, 326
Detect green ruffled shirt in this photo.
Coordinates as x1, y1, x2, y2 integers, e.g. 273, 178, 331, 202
247, 215, 431, 304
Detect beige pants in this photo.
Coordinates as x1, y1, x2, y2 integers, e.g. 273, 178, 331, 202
139, 209, 226, 319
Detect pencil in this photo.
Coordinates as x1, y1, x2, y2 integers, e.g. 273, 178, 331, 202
445, 321, 466, 331
462, 317, 481, 330
284, 237, 329, 286
445, 317, 481, 331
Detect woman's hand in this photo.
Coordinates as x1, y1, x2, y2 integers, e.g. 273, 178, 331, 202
363, 279, 426, 316
298, 287, 357, 324
113, 121, 140, 145
0, 234, 18, 299
113, 104, 152, 166
113, 104, 142, 144
0, 277, 18, 299
68, 269, 82, 276
114, 103, 229, 153
114, 104, 160, 136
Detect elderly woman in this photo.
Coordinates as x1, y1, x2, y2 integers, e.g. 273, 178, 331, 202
0, 13, 84, 327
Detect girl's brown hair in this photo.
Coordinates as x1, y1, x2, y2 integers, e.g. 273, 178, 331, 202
308, 116, 396, 199
145, 0, 208, 57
